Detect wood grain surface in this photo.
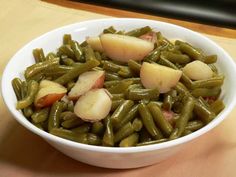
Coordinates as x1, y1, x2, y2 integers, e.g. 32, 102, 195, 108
0, 0, 236, 176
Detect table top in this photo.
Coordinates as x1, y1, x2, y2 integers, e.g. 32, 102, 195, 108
0, 0, 236, 176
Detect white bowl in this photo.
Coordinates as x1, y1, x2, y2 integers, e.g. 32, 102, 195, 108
2, 18, 236, 169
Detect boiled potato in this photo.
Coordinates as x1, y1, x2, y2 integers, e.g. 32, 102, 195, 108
100, 34, 154, 62
183, 60, 213, 80
140, 62, 182, 93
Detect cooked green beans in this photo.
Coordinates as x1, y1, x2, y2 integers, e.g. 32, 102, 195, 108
12, 26, 225, 148
16, 80, 39, 109
138, 102, 163, 140
48, 101, 64, 132
54, 59, 100, 85
148, 102, 173, 136
175, 96, 195, 136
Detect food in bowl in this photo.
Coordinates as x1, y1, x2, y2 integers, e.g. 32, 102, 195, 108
11, 26, 225, 148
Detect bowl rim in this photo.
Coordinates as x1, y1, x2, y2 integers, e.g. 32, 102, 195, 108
2, 17, 236, 154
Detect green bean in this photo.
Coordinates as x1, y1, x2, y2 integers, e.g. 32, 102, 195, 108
103, 26, 116, 34
148, 102, 173, 137
105, 72, 122, 81
16, 80, 39, 110
33, 122, 44, 130
179, 43, 203, 60
31, 107, 50, 123
12, 78, 23, 100
161, 51, 191, 64
182, 129, 192, 136
138, 102, 163, 140
185, 120, 204, 131
46, 52, 57, 60
84, 45, 97, 61
94, 51, 102, 62
54, 59, 100, 85
118, 67, 133, 78
111, 100, 134, 125
158, 57, 178, 69
61, 117, 84, 129
103, 60, 121, 72
191, 88, 221, 98
203, 55, 217, 64
58, 45, 75, 59
114, 104, 139, 130
20, 81, 27, 99
128, 60, 141, 75
87, 133, 102, 145
111, 94, 125, 100
66, 81, 75, 91
25, 58, 59, 79
48, 101, 64, 132
91, 121, 104, 135
105, 78, 140, 88
60, 111, 77, 121
125, 26, 152, 37
132, 118, 143, 132
23, 106, 34, 118
50, 128, 88, 144
63, 34, 72, 45
144, 43, 168, 62
107, 80, 133, 94
70, 41, 84, 62
176, 96, 195, 136
210, 99, 225, 115
33, 48, 46, 63
114, 122, 135, 143
137, 138, 168, 146
80, 40, 88, 47
71, 123, 91, 133
169, 128, 179, 140
127, 88, 159, 100
44, 65, 73, 77
139, 128, 152, 142
162, 92, 173, 111
208, 64, 218, 73
111, 99, 124, 112
66, 101, 74, 112
102, 116, 114, 146
62, 57, 75, 66
174, 82, 191, 96
119, 133, 139, 147
191, 75, 224, 89
194, 98, 215, 124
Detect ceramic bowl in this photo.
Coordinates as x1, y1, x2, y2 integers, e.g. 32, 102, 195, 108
2, 18, 236, 169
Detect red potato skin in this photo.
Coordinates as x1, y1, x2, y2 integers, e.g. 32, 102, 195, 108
68, 73, 105, 101
91, 73, 105, 89
162, 110, 175, 126
139, 32, 157, 43
35, 93, 65, 108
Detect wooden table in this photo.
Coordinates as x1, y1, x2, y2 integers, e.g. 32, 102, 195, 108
0, 0, 236, 176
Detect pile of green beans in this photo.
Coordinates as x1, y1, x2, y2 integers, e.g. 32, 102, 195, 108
12, 26, 225, 147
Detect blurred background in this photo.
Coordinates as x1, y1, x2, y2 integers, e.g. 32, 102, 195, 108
75, 0, 236, 28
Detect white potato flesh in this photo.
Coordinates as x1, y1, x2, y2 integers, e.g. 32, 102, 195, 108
100, 34, 154, 62
74, 89, 112, 122
34, 80, 67, 107
68, 70, 105, 100
140, 62, 182, 93
86, 36, 104, 52
183, 60, 213, 80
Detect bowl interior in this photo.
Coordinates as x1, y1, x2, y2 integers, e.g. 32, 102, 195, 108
2, 18, 236, 153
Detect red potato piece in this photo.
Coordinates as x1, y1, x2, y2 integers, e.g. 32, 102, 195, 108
162, 110, 175, 125
139, 32, 157, 43
68, 70, 105, 100
100, 34, 154, 62
183, 60, 213, 80
34, 80, 67, 108
140, 62, 182, 93
74, 89, 112, 122
86, 36, 104, 52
